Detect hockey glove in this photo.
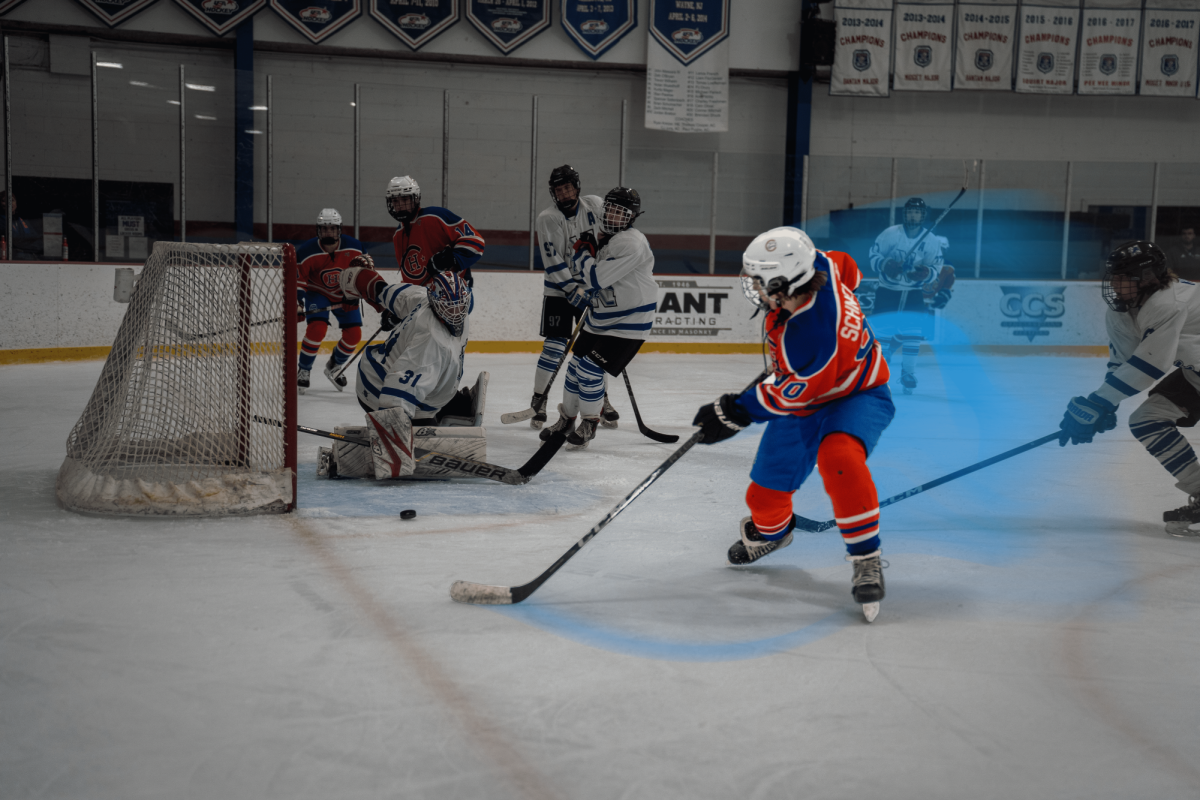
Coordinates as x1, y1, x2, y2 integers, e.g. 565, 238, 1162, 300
566, 283, 594, 311
881, 259, 904, 280
339, 263, 387, 303
431, 246, 461, 273
930, 289, 952, 309
380, 310, 401, 332
1058, 393, 1118, 446
693, 394, 753, 445
573, 230, 599, 259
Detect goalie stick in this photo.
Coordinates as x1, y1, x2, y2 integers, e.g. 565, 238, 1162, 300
791, 431, 1060, 533
501, 315, 588, 424
253, 416, 566, 486
622, 370, 679, 444
450, 371, 769, 605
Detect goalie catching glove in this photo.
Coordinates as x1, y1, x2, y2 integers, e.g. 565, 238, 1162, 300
1058, 393, 1117, 446
693, 394, 753, 444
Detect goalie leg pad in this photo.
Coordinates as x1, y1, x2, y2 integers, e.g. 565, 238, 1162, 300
411, 425, 488, 479
366, 408, 416, 480
331, 426, 374, 478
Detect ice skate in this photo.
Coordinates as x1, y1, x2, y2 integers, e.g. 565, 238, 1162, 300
600, 393, 620, 429
847, 550, 885, 622
539, 404, 576, 442
727, 516, 795, 565
1164, 493, 1200, 537
324, 357, 348, 391
900, 370, 917, 395
566, 416, 599, 450
297, 368, 311, 395
530, 393, 548, 430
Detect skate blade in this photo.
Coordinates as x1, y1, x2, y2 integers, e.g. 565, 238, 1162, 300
1165, 520, 1200, 538
862, 602, 880, 623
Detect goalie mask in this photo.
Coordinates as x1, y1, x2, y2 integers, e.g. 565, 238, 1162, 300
601, 186, 642, 234
903, 197, 927, 234
317, 208, 342, 246
386, 176, 421, 224
1102, 240, 1171, 312
740, 227, 819, 309
428, 270, 471, 337
549, 164, 581, 214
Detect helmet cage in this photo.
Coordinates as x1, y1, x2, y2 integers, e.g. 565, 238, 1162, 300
317, 208, 342, 244
1102, 241, 1169, 312
602, 202, 634, 234
548, 165, 581, 214
428, 271, 471, 337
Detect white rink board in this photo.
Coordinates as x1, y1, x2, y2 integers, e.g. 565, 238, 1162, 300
933, 279, 1106, 347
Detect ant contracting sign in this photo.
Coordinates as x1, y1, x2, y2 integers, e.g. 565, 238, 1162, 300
832, 0, 894, 96
645, 0, 730, 132
651, 278, 762, 342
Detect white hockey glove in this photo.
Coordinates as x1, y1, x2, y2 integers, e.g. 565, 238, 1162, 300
365, 406, 416, 479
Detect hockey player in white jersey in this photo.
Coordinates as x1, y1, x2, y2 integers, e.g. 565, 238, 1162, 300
1058, 241, 1200, 536
527, 165, 619, 430
868, 197, 955, 394
540, 187, 657, 450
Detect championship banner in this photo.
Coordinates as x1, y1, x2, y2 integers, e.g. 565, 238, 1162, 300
645, 0, 731, 132
831, 0, 894, 96
174, 0, 268, 35
370, 0, 459, 50
466, 0, 552, 54
561, 0, 639, 59
1140, 2, 1200, 96
1078, 0, 1140, 95
893, 3, 954, 91
1015, 3, 1080, 93
954, 3, 1017, 89
74, 0, 159, 26
271, 0, 362, 42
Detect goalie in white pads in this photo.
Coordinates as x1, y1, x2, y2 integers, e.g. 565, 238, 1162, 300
540, 187, 657, 450
316, 259, 488, 481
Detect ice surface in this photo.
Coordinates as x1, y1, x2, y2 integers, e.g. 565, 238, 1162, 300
3, 351, 1200, 799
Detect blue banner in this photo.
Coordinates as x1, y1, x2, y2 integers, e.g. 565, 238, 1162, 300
466, 0, 552, 55
561, 0, 638, 60
370, 0, 460, 50
174, 0, 268, 35
74, 0, 159, 26
271, 0, 363, 43
648, 0, 730, 66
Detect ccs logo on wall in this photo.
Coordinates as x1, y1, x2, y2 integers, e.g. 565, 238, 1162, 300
999, 286, 1065, 340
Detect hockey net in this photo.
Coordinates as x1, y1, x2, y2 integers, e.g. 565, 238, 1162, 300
57, 242, 298, 516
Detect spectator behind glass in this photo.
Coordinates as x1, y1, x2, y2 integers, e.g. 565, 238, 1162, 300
0, 191, 41, 260
1170, 226, 1200, 281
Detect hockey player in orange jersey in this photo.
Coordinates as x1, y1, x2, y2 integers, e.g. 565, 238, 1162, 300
692, 227, 896, 622
385, 176, 484, 287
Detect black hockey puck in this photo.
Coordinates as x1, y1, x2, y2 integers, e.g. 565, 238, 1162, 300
400, 509, 417, 520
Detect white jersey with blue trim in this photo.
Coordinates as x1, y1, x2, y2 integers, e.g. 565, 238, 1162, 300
573, 227, 657, 341
868, 224, 946, 291
355, 282, 468, 417
536, 195, 604, 298
1096, 279, 1200, 407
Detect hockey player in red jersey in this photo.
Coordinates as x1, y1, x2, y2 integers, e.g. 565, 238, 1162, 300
296, 208, 366, 394
386, 176, 484, 287
692, 227, 896, 622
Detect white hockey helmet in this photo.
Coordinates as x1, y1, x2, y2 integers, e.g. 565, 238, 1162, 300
386, 176, 421, 223
428, 270, 471, 337
740, 227, 818, 309
317, 208, 342, 227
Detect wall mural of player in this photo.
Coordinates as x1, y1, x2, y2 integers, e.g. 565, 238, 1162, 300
386, 175, 485, 288
539, 187, 657, 450
867, 197, 955, 394
295, 208, 366, 394
527, 165, 619, 431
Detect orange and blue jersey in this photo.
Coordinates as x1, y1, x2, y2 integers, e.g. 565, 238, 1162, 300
296, 235, 365, 306
739, 250, 890, 421
393, 207, 485, 286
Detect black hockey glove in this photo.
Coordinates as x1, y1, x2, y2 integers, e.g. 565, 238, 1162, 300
1058, 394, 1117, 447
693, 394, 753, 445
573, 230, 598, 259
930, 288, 952, 309
431, 246, 461, 273
380, 310, 401, 332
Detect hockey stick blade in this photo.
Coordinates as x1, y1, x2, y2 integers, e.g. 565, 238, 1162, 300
791, 431, 1060, 532
622, 371, 679, 443
450, 581, 515, 605
500, 407, 537, 424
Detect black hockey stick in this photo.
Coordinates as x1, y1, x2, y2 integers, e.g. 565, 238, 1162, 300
166, 315, 284, 342
792, 431, 1060, 533
621, 370, 679, 444
254, 416, 566, 486
332, 324, 383, 381
450, 371, 769, 605
501, 314, 588, 424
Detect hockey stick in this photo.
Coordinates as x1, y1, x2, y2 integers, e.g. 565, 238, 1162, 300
792, 431, 1060, 533
501, 313, 588, 424
166, 316, 284, 342
450, 371, 769, 605
899, 160, 975, 269
254, 416, 566, 486
621, 370, 680, 444
331, 324, 382, 381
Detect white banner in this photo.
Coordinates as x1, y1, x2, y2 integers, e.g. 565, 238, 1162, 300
1016, 5, 1081, 93
1140, 5, 1200, 96
894, 3, 955, 90
832, 0, 895, 97
955, 3, 1018, 89
645, 0, 731, 133
1078, 1, 1142, 94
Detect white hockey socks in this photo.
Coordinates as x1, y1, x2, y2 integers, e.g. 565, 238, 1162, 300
563, 355, 605, 418
365, 406, 415, 480
534, 337, 568, 394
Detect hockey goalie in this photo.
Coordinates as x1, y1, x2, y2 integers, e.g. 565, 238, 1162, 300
317, 259, 488, 481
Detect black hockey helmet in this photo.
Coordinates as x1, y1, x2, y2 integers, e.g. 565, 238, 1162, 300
1102, 240, 1171, 312
601, 186, 642, 234
548, 165, 581, 213
903, 197, 927, 228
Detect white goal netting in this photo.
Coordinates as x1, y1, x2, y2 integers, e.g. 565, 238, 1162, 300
57, 242, 297, 516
